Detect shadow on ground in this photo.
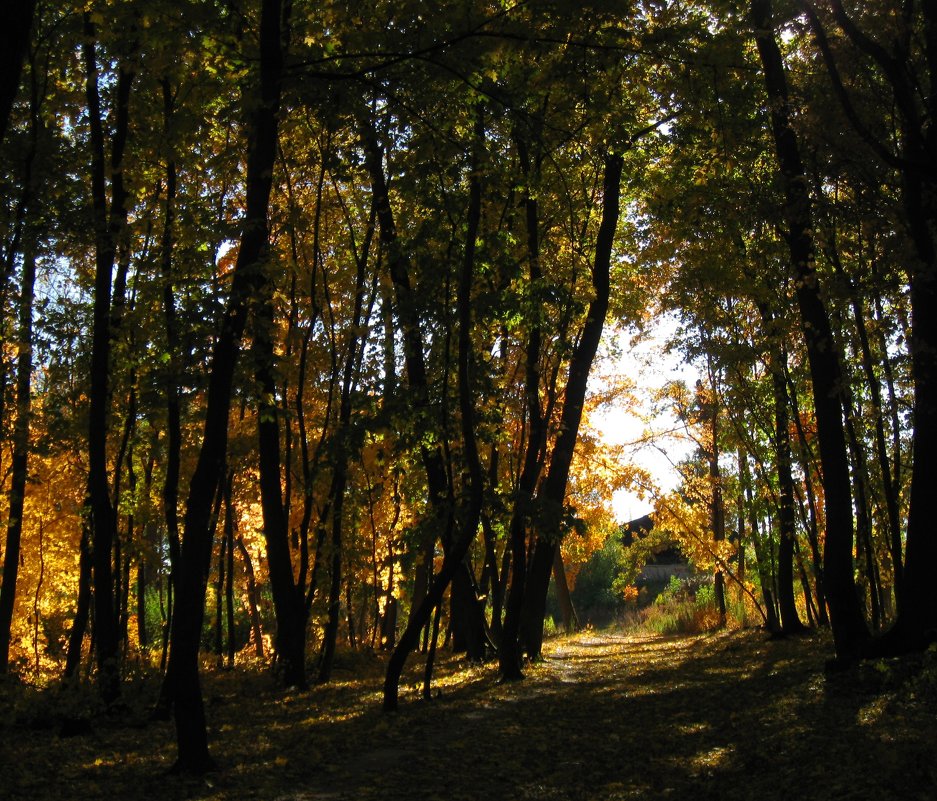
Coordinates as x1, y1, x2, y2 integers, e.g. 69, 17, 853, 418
3, 628, 936, 800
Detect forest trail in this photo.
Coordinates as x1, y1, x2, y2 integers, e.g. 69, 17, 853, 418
3, 628, 936, 801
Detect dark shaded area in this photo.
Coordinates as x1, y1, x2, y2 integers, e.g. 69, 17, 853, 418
3, 629, 935, 800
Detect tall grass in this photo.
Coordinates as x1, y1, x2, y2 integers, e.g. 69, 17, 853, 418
634, 576, 724, 636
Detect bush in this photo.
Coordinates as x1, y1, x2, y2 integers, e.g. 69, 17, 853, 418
639, 577, 721, 636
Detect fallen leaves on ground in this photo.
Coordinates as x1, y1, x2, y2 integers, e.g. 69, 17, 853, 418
2, 628, 936, 800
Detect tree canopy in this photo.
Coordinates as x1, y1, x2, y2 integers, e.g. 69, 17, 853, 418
0, 0, 934, 777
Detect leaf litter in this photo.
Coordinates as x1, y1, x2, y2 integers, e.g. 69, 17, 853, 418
2, 628, 936, 800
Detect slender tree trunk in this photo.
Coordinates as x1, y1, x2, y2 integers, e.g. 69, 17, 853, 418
215, 526, 226, 665
0, 210, 36, 675
787, 371, 829, 625
82, 16, 135, 702
64, 527, 93, 679
751, 0, 868, 660
137, 560, 147, 649
552, 550, 579, 634
317, 191, 375, 683
805, 0, 937, 651
757, 303, 806, 634
383, 110, 486, 708
741, 450, 780, 633
254, 267, 307, 689
225, 499, 235, 668
235, 532, 264, 659
500, 132, 548, 679
520, 153, 624, 661
167, 0, 286, 772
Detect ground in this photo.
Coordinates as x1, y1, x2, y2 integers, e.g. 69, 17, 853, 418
2, 628, 936, 800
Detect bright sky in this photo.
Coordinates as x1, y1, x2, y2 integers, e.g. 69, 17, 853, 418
588, 314, 700, 524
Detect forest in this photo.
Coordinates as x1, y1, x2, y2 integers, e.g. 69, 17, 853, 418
1, 0, 936, 792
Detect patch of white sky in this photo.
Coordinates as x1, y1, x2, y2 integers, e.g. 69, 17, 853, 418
586, 311, 700, 524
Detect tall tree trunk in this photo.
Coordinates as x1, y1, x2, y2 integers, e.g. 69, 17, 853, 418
137, 560, 147, 649
383, 109, 486, 708
751, 0, 868, 660
787, 369, 829, 625
803, 0, 937, 652
225, 493, 235, 669
552, 549, 579, 634
0, 50, 40, 671
254, 259, 307, 689
235, 532, 264, 659
520, 153, 624, 661
317, 203, 374, 683
501, 127, 550, 678
82, 16, 135, 702
167, 0, 286, 772
756, 302, 806, 634
703, 364, 728, 626
0, 244, 36, 671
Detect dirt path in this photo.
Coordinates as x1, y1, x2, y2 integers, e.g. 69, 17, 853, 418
3, 628, 936, 800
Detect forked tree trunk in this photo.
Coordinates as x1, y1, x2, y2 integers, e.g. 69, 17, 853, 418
383, 110, 486, 708
520, 153, 623, 661
501, 126, 550, 678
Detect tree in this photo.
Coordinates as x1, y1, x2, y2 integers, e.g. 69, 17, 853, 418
166, 0, 288, 771
0, 0, 36, 144
749, 0, 868, 661
800, 0, 937, 652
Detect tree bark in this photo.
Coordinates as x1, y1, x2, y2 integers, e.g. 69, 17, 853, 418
520, 153, 624, 660
167, 0, 286, 772
756, 302, 807, 634
802, 0, 937, 652
383, 108, 486, 708
0, 50, 40, 672
500, 131, 549, 679
82, 15, 135, 702
751, 0, 868, 660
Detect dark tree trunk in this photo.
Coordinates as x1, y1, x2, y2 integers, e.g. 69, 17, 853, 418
225, 499, 235, 668
159, 77, 183, 610
317, 471, 347, 684
757, 302, 807, 635
383, 109, 486, 708
64, 527, 93, 679
802, 0, 937, 652
552, 549, 579, 634
235, 532, 264, 659
520, 153, 624, 661
0, 71, 38, 671
167, 0, 286, 772
137, 560, 147, 649
741, 451, 780, 634
787, 370, 829, 626
215, 524, 226, 664
751, 0, 868, 660
254, 265, 307, 689
361, 115, 459, 676
317, 189, 376, 683
704, 366, 728, 626
0, 0, 35, 143
500, 132, 548, 679
82, 16, 135, 702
